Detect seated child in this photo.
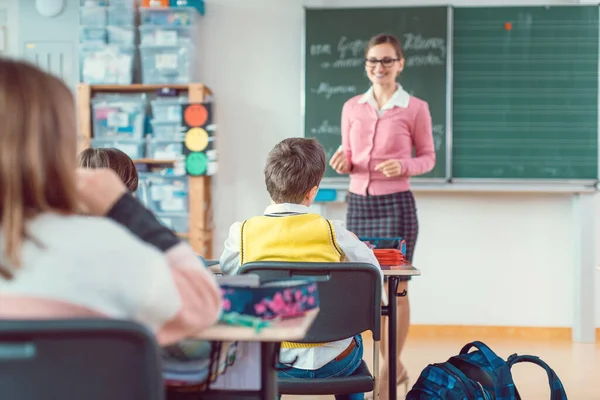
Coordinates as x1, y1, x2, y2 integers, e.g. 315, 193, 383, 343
220, 137, 383, 400
78, 147, 139, 192
0, 58, 220, 351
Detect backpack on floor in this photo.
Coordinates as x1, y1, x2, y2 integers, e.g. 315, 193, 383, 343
406, 340, 567, 400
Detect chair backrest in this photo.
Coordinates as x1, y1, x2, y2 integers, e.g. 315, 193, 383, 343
239, 262, 381, 342
0, 319, 164, 400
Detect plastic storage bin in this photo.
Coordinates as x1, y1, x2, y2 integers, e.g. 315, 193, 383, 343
170, 0, 205, 15
148, 139, 185, 160
80, 7, 107, 27
142, 174, 189, 213
80, 44, 135, 84
107, 6, 135, 26
151, 96, 188, 122
150, 120, 185, 139
79, 26, 107, 44
139, 25, 195, 46
90, 138, 145, 159
92, 94, 146, 139
80, 0, 108, 5
110, 0, 137, 5
140, 44, 193, 84
107, 26, 135, 45
157, 213, 189, 234
140, 7, 197, 26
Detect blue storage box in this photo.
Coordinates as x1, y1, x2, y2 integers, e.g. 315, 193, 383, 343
151, 96, 188, 122
80, 7, 107, 27
80, 44, 135, 84
139, 25, 195, 46
140, 44, 193, 84
107, 26, 135, 45
107, 6, 135, 26
92, 94, 146, 139
151, 120, 184, 139
140, 7, 198, 26
157, 213, 189, 233
148, 139, 185, 160
79, 26, 107, 44
80, 0, 108, 5
141, 173, 189, 213
170, 0, 204, 16
90, 138, 145, 160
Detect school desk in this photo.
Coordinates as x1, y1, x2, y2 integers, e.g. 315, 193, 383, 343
194, 309, 319, 400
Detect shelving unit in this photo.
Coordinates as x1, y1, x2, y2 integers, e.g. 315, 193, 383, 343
77, 82, 213, 258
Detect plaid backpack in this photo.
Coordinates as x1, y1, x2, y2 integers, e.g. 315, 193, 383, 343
406, 341, 567, 400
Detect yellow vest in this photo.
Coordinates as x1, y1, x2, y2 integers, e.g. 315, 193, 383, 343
240, 213, 342, 348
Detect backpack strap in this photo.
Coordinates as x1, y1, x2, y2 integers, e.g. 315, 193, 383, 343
460, 341, 516, 398
507, 354, 568, 400
460, 341, 509, 372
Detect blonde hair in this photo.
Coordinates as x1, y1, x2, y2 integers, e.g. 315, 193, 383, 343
0, 58, 79, 279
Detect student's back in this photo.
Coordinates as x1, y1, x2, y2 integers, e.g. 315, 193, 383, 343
220, 138, 381, 400
0, 58, 220, 345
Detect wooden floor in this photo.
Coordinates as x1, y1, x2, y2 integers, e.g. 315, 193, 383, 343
283, 334, 600, 399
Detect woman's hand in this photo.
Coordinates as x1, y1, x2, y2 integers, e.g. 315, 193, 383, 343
76, 168, 128, 216
329, 148, 351, 174
375, 160, 402, 177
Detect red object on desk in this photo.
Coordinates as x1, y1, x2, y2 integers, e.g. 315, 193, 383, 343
373, 249, 407, 266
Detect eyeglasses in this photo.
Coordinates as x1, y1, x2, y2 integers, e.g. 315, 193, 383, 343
365, 57, 400, 68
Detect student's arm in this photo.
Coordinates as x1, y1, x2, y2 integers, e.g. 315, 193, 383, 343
219, 222, 243, 275
330, 220, 387, 305
400, 101, 436, 177
107, 193, 221, 344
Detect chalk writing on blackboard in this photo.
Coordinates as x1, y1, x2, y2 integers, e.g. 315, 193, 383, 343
315, 35, 446, 69
310, 120, 341, 135
432, 124, 444, 151
311, 82, 358, 99
310, 44, 332, 56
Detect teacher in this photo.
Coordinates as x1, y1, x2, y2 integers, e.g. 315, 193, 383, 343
329, 33, 435, 398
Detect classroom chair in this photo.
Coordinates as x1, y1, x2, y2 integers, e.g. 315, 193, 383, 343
239, 261, 382, 398
0, 319, 164, 400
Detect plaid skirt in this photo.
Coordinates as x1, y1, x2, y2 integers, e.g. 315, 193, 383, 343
347, 190, 418, 281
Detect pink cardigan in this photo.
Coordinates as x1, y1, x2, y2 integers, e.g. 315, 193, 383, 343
341, 94, 436, 196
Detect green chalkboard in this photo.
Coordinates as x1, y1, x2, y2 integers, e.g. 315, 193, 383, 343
453, 6, 599, 180
304, 7, 448, 179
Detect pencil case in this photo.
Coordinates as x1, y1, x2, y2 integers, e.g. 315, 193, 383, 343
220, 278, 319, 320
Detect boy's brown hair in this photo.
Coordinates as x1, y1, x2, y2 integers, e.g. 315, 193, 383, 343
78, 148, 139, 192
264, 138, 325, 204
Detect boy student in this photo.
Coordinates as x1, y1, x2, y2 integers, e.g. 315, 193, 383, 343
220, 137, 383, 400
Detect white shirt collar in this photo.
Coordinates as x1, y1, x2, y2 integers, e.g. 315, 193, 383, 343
358, 83, 410, 110
264, 203, 309, 216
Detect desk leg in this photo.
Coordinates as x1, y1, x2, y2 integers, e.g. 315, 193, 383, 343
388, 277, 398, 400
261, 342, 278, 400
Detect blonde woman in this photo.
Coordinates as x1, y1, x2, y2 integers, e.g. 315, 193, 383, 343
0, 58, 220, 345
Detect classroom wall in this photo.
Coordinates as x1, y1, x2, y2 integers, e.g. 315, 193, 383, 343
15, 0, 79, 88
195, 0, 600, 329
6, 0, 597, 329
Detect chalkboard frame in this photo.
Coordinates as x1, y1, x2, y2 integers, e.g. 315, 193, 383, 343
302, 5, 452, 187
302, 4, 600, 192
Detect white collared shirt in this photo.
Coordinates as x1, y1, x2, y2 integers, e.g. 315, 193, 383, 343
358, 83, 410, 117
219, 203, 385, 370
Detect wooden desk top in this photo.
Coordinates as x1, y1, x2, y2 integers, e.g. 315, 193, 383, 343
195, 309, 319, 342
381, 265, 421, 277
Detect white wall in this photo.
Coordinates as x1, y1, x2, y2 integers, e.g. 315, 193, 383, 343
196, 0, 600, 328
